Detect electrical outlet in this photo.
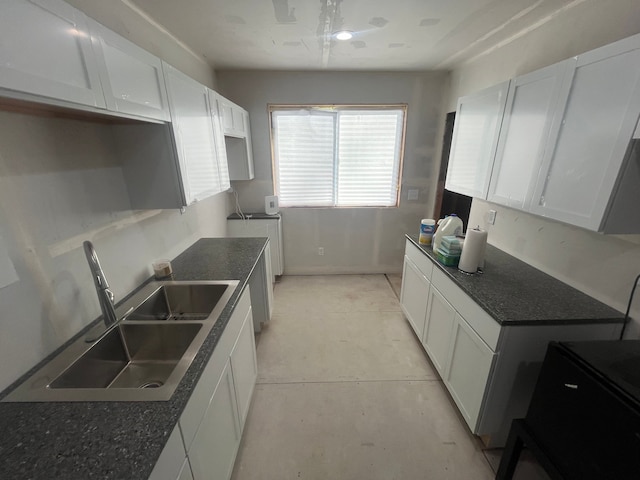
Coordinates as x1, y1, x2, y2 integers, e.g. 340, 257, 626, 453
488, 210, 497, 225
318, 247, 324, 256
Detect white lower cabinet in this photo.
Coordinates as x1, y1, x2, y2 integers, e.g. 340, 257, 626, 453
148, 425, 188, 480
177, 459, 194, 480
155, 287, 255, 480
400, 239, 621, 446
227, 217, 284, 277
444, 313, 496, 430
400, 255, 430, 340
400, 242, 499, 434
230, 306, 258, 430
189, 359, 241, 480
245, 242, 273, 332
422, 286, 456, 377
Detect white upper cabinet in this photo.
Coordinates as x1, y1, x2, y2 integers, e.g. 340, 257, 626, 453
0, 0, 105, 108
163, 62, 221, 205
207, 90, 231, 191
88, 19, 170, 121
217, 95, 247, 137
214, 93, 255, 180
487, 60, 573, 210
445, 80, 510, 198
530, 34, 640, 232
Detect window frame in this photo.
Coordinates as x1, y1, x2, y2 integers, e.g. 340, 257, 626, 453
268, 104, 408, 208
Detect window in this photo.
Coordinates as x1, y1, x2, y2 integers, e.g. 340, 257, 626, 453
270, 105, 406, 207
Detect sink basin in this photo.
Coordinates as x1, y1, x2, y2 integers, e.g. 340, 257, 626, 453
126, 284, 231, 321
2, 280, 239, 402
50, 323, 202, 389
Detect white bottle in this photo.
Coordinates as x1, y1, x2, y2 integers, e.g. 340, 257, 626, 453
433, 214, 464, 251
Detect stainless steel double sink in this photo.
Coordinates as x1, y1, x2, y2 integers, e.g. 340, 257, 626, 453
3, 280, 239, 402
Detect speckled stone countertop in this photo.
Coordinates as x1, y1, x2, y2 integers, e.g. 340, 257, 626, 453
406, 234, 624, 326
0, 237, 268, 480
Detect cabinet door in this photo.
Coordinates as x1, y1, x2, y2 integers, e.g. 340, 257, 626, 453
232, 106, 246, 135
0, 0, 105, 108
230, 306, 258, 429
530, 35, 640, 231
400, 256, 430, 341
189, 359, 241, 480
148, 425, 186, 480
88, 19, 170, 121
423, 286, 456, 377
488, 61, 572, 210
177, 459, 194, 480
265, 221, 282, 277
208, 90, 231, 191
445, 314, 496, 432
163, 63, 220, 205
263, 242, 274, 316
445, 80, 510, 198
243, 110, 255, 177
218, 96, 235, 133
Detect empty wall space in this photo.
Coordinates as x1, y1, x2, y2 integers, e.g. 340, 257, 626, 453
217, 70, 450, 274
0, 110, 229, 392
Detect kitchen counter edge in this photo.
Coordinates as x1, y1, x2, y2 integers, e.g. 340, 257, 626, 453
405, 234, 624, 326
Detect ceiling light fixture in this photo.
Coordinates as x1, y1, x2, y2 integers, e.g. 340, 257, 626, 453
335, 31, 353, 41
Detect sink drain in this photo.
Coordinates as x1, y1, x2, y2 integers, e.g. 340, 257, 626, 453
140, 381, 164, 389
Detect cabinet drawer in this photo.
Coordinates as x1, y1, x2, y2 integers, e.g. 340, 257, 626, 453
527, 345, 640, 479
404, 240, 433, 280
431, 268, 500, 350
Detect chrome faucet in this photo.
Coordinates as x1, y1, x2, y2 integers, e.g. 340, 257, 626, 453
83, 240, 118, 328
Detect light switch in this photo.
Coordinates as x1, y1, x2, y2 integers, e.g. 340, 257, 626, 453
488, 210, 497, 225
407, 189, 419, 201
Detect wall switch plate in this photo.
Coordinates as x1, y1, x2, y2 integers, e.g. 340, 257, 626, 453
488, 210, 497, 225
407, 189, 419, 201
318, 247, 324, 256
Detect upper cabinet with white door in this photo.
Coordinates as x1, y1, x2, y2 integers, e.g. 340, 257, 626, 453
445, 80, 510, 198
487, 60, 573, 210
529, 34, 640, 233
214, 93, 255, 180
163, 62, 227, 205
0, 0, 105, 108
87, 19, 170, 121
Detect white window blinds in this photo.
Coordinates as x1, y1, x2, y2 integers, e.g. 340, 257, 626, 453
271, 106, 405, 207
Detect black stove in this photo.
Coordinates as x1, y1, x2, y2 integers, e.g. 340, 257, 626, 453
563, 339, 640, 404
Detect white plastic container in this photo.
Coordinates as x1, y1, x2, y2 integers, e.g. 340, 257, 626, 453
419, 218, 436, 245
433, 214, 464, 251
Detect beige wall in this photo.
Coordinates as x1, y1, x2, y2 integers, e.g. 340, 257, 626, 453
448, 0, 640, 337
0, 1, 225, 392
217, 70, 450, 274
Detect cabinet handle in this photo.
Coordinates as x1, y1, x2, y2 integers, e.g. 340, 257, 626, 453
564, 383, 578, 389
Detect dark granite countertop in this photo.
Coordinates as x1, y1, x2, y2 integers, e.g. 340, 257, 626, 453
406, 234, 624, 326
0, 237, 268, 480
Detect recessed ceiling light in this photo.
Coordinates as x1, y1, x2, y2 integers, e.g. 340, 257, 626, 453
335, 31, 353, 41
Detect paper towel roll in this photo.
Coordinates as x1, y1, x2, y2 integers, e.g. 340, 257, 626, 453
459, 228, 488, 274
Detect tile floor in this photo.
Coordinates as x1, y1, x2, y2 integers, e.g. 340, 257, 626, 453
231, 274, 549, 480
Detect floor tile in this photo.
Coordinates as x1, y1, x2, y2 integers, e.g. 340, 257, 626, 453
272, 275, 401, 315
232, 381, 494, 480
385, 273, 403, 300
257, 310, 438, 383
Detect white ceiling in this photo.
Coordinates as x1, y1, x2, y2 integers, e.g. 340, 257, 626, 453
128, 0, 579, 71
